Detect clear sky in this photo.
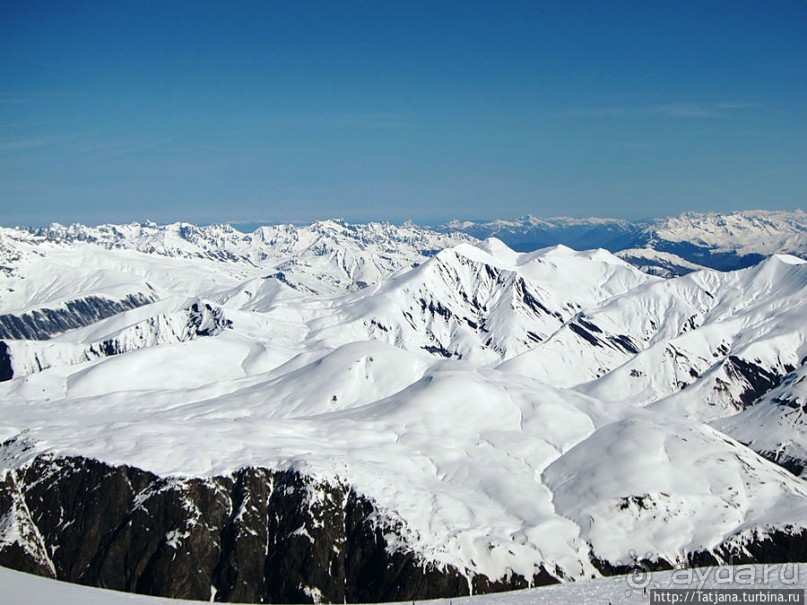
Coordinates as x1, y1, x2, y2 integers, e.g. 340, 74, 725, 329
1, 0, 805, 226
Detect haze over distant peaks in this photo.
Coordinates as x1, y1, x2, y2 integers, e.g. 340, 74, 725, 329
435, 209, 806, 273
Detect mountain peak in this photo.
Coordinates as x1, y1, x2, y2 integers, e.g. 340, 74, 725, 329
769, 253, 807, 265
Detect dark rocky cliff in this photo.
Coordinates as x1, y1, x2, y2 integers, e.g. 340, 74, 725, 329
0, 293, 154, 341
1, 451, 804, 603
0, 453, 498, 602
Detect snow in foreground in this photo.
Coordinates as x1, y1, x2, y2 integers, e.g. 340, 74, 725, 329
1, 564, 805, 605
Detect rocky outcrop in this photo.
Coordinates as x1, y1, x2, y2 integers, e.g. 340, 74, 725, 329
757, 451, 806, 478
0, 301, 232, 382
726, 356, 794, 408
2, 452, 805, 603
0, 454, 485, 603
0, 342, 12, 382
0, 293, 154, 341
592, 529, 807, 578
686, 528, 807, 567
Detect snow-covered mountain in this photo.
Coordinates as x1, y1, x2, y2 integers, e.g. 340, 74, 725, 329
1, 298, 230, 380
504, 254, 807, 410
713, 363, 807, 477
438, 209, 807, 271
615, 248, 708, 278
304, 241, 655, 362
1, 219, 471, 297
650, 210, 807, 258
0, 220, 806, 603
440, 215, 641, 252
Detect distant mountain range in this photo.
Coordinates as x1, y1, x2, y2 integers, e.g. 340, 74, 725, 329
6, 209, 803, 284
434, 209, 807, 274
0, 209, 805, 603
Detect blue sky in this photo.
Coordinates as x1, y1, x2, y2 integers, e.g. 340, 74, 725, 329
1, 0, 805, 226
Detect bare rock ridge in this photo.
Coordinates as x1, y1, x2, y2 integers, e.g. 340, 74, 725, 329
0, 300, 231, 382
1, 452, 805, 603
0, 292, 154, 341
0, 453, 543, 603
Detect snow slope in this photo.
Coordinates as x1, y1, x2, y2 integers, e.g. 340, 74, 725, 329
2, 563, 805, 605
615, 248, 708, 277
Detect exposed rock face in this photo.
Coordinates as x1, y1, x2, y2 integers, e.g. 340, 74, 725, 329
726, 356, 794, 408
758, 451, 806, 478
0, 342, 12, 382
686, 529, 807, 567
0, 454, 481, 603
592, 530, 807, 578
188, 301, 232, 337
2, 452, 805, 603
0, 293, 154, 340
0, 300, 232, 382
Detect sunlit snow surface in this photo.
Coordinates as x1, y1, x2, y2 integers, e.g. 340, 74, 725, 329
1, 221, 806, 583
2, 565, 805, 605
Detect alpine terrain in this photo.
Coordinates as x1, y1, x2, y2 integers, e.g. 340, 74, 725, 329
439, 209, 807, 274
0, 213, 806, 603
